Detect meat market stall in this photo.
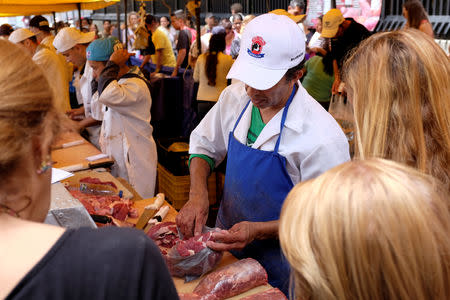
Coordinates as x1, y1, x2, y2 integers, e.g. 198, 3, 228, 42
48, 131, 278, 299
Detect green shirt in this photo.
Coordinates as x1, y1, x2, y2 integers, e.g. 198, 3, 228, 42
189, 105, 266, 171
302, 56, 334, 103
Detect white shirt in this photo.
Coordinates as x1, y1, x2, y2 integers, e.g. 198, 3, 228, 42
73, 62, 102, 148
98, 75, 157, 198
33, 46, 70, 113
190, 82, 350, 184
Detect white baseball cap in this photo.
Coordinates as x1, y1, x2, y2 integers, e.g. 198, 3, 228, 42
227, 13, 305, 90
53, 27, 95, 53
8, 28, 35, 44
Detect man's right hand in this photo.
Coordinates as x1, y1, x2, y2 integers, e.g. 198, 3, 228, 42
176, 191, 209, 239
66, 107, 85, 120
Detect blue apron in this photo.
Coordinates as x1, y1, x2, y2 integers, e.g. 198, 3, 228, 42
216, 86, 297, 295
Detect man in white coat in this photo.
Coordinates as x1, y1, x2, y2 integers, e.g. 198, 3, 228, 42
29, 15, 72, 112
9, 28, 70, 113
177, 13, 350, 295
53, 27, 102, 148
87, 37, 157, 199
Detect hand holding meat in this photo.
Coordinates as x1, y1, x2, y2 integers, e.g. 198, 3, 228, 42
207, 221, 257, 251
176, 192, 209, 238
109, 49, 134, 67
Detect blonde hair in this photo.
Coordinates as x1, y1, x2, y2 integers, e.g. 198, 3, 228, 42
0, 40, 59, 176
279, 158, 450, 300
343, 29, 450, 192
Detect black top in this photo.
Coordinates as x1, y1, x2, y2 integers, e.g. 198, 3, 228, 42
331, 18, 371, 69
6, 227, 179, 300
176, 29, 191, 69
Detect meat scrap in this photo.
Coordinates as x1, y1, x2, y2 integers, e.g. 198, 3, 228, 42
167, 231, 223, 278
146, 223, 223, 279
146, 221, 179, 249
182, 258, 268, 300
68, 190, 136, 222
240, 288, 287, 300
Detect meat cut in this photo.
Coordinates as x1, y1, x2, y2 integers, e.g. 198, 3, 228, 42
146, 221, 180, 253
167, 231, 222, 278
180, 258, 268, 300
240, 288, 287, 300
68, 190, 137, 222
146, 222, 222, 279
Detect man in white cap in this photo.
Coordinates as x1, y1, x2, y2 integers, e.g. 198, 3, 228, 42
321, 9, 370, 93
177, 13, 350, 294
9, 28, 70, 113
53, 27, 101, 148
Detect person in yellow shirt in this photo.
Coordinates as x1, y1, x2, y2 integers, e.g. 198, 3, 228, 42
140, 15, 176, 72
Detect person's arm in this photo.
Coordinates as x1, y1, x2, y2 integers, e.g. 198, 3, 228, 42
153, 49, 163, 74
207, 220, 279, 251
140, 55, 151, 69
419, 22, 434, 38
193, 54, 201, 82
67, 106, 85, 119
176, 157, 211, 238
171, 48, 186, 77
76, 116, 102, 130
331, 59, 341, 94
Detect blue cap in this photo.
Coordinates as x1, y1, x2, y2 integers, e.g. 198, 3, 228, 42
86, 37, 122, 61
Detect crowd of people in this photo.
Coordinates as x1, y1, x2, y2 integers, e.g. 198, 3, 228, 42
0, 0, 449, 299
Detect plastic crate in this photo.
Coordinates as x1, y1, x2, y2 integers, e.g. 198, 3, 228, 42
156, 137, 190, 176
157, 163, 216, 210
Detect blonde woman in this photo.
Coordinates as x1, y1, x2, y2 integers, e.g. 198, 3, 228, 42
280, 158, 450, 300
343, 29, 450, 192
0, 40, 178, 299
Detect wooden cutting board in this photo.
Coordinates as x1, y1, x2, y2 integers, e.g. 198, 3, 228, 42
61, 170, 134, 199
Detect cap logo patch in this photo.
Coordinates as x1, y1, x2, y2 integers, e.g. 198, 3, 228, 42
247, 36, 266, 58
86, 50, 91, 59
324, 21, 331, 28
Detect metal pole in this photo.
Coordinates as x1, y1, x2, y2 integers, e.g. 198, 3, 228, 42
124, 0, 128, 50
77, 3, 82, 30
116, 3, 121, 41
195, 0, 201, 55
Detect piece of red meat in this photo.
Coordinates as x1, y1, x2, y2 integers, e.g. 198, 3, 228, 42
79, 177, 117, 189
146, 222, 180, 249
112, 202, 129, 221
240, 288, 287, 300
191, 258, 268, 300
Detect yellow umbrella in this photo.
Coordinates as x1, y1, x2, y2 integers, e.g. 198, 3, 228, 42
0, 0, 120, 17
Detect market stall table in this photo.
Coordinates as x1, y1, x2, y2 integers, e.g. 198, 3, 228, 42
51, 131, 114, 172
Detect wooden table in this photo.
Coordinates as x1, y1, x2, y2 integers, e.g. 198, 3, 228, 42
51, 131, 114, 172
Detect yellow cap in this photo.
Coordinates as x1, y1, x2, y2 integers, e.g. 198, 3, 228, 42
321, 9, 345, 38
269, 9, 306, 24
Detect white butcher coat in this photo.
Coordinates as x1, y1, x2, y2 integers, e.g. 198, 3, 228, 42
189, 81, 350, 184
33, 45, 70, 113
73, 63, 102, 148
97, 73, 157, 199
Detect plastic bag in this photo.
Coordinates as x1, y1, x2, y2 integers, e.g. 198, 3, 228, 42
166, 227, 223, 282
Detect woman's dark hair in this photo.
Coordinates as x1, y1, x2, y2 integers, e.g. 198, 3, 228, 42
322, 52, 334, 76
206, 33, 226, 86
403, 0, 429, 29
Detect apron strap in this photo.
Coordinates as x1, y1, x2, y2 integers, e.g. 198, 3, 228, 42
274, 85, 297, 154
232, 100, 252, 133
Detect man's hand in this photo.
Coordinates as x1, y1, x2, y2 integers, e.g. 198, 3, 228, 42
206, 222, 257, 251
66, 107, 85, 120
176, 192, 209, 239
109, 49, 135, 67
